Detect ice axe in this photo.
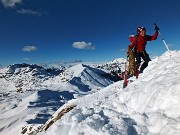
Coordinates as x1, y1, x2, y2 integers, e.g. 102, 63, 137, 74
154, 23, 170, 52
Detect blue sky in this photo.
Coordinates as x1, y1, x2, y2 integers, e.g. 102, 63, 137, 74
0, 0, 180, 66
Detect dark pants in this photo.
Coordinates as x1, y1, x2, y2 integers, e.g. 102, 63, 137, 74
135, 51, 151, 72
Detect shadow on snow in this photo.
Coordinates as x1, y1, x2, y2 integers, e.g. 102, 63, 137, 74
27, 89, 74, 124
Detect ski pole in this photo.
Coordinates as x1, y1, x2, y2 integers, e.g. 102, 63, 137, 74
154, 23, 170, 52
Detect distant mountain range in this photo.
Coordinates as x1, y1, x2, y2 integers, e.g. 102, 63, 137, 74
0, 58, 125, 135
0, 58, 125, 93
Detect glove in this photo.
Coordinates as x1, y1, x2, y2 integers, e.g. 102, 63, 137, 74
154, 25, 159, 32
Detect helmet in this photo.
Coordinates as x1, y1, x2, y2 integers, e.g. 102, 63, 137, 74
137, 26, 146, 34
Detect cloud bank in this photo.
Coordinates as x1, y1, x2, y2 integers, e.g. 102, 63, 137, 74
72, 41, 95, 50
22, 46, 38, 52
1, 0, 22, 8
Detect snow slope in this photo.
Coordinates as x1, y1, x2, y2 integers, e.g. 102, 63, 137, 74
39, 51, 180, 135
0, 63, 119, 135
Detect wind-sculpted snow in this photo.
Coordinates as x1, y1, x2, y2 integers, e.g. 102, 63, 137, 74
39, 51, 180, 135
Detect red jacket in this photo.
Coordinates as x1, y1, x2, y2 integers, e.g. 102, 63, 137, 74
129, 32, 158, 52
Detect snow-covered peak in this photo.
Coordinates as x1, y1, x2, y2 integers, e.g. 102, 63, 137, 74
68, 64, 107, 77
42, 64, 114, 94
112, 57, 126, 64
68, 64, 86, 77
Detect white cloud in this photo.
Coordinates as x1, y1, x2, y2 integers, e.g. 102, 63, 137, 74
17, 8, 42, 16
1, 0, 22, 8
120, 49, 127, 53
23, 58, 31, 61
72, 41, 95, 50
22, 46, 38, 52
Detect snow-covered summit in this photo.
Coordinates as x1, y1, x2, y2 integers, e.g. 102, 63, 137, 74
39, 51, 180, 135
